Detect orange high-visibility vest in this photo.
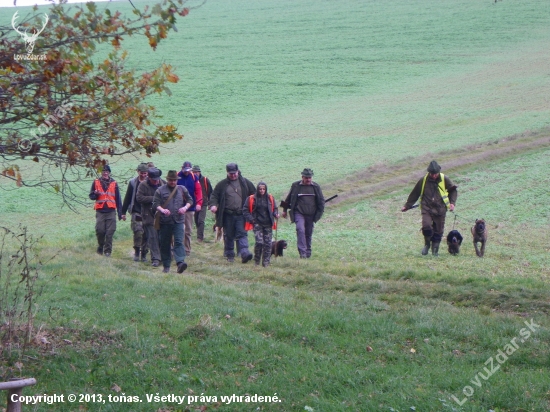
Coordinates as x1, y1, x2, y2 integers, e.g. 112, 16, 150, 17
94, 180, 117, 210
244, 194, 276, 231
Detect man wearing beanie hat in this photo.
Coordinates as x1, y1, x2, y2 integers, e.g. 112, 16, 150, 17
402, 160, 458, 256
210, 163, 256, 263
122, 163, 149, 262
136, 167, 165, 267
89, 164, 125, 257
192, 165, 212, 242
282, 168, 325, 259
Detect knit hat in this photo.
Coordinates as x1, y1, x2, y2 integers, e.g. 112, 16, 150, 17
226, 163, 238, 173
427, 160, 441, 173
166, 170, 178, 180
301, 168, 314, 177
148, 167, 162, 179
103, 165, 111, 173
192, 165, 201, 172
137, 163, 148, 172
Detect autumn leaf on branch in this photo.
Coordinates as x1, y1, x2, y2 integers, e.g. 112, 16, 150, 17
0, 0, 201, 204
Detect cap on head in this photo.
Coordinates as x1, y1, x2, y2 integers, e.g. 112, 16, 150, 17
427, 160, 441, 173
137, 163, 148, 172
148, 167, 162, 179
301, 168, 314, 177
166, 170, 178, 180
226, 163, 238, 173
146, 162, 155, 168
103, 165, 111, 173
182, 161, 192, 172
192, 165, 201, 173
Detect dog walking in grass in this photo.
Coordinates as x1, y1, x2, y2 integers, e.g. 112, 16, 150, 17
271, 240, 288, 257
472, 219, 488, 257
213, 224, 224, 243
446, 230, 463, 255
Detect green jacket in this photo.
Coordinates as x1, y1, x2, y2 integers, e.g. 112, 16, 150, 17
210, 175, 256, 227
284, 181, 325, 223
152, 184, 193, 225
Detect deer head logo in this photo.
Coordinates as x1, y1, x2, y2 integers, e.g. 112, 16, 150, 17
12, 11, 49, 54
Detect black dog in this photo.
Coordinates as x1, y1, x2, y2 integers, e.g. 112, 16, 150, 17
271, 240, 287, 257
446, 230, 463, 255
471, 219, 488, 257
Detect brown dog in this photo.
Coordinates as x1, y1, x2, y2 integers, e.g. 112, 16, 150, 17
271, 240, 287, 257
471, 219, 488, 257
213, 224, 224, 243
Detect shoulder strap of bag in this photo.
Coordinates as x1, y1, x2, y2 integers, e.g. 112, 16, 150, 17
161, 186, 178, 208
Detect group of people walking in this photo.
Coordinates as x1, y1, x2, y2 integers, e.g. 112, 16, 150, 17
90, 159, 457, 269
90, 162, 327, 272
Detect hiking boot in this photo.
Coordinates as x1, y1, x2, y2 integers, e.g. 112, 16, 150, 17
141, 251, 148, 262
177, 262, 188, 273
421, 236, 431, 255
97, 246, 103, 255
152, 260, 160, 268
162, 267, 170, 273
104, 252, 111, 257
227, 257, 235, 263
133, 247, 140, 262
432, 242, 440, 257
242, 252, 253, 264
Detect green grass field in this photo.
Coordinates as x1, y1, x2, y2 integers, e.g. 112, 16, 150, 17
1, 0, 550, 411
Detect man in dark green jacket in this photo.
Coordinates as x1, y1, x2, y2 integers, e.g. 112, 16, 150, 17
136, 167, 165, 267
209, 163, 256, 263
282, 168, 325, 258
121, 162, 149, 262
152, 170, 193, 273
402, 160, 458, 256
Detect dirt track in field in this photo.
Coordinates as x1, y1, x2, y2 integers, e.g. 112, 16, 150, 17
327, 127, 550, 205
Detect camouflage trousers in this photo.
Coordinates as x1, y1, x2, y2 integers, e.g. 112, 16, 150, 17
131, 213, 148, 253
253, 224, 273, 267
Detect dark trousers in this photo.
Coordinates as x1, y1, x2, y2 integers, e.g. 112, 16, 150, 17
158, 222, 185, 269
194, 206, 207, 241
222, 212, 250, 259
95, 210, 116, 254
294, 212, 314, 258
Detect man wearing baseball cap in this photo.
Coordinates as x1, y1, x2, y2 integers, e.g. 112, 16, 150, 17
177, 161, 203, 256
192, 165, 212, 242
